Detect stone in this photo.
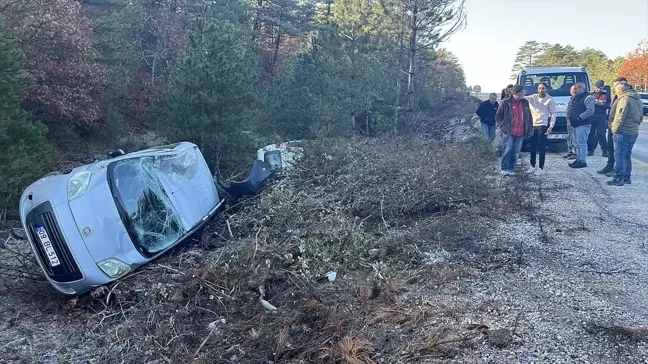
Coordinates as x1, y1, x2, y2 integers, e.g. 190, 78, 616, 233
488, 328, 513, 348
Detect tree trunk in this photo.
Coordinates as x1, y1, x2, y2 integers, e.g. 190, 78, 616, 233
252, 0, 263, 40
270, 26, 282, 79
407, 26, 417, 113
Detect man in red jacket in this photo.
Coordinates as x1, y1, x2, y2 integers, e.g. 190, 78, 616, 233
495, 85, 534, 176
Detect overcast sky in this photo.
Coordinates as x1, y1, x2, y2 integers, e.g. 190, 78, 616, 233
444, 0, 648, 93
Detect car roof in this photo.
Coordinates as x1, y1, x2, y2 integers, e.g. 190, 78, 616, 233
519, 67, 589, 75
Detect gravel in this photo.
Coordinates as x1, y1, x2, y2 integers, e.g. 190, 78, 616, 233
426, 152, 648, 363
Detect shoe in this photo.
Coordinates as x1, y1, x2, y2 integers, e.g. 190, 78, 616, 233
605, 171, 615, 177
624, 178, 632, 185
500, 170, 514, 176
606, 178, 624, 186
602, 150, 608, 158
569, 161, 587, 169
563, 153, 575, 159
535, 168, 545, 176
566, 154, 576, 161
597, 166, 613, 174
587, 151, 594, 156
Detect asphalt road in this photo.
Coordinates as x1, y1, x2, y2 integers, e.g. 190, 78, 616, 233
632, 115, 648, 165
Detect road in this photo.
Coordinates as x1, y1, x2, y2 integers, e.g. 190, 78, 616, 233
632, 115, 648, 165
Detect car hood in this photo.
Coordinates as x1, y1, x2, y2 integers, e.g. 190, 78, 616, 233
68, 168, 144, 266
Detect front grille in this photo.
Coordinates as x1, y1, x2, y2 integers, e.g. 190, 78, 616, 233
553, 117, 568, 133
26, 202, 82, 283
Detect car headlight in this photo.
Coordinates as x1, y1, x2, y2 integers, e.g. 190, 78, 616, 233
97, 258, 131, 278
67, 171, 92, 200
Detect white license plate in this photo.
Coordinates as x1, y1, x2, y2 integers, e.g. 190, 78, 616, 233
547, 134, 567, 140
556, 112, 566, 118
35, 226, 60, 267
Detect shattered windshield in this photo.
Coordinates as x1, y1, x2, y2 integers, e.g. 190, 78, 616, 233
107, 157, 185, 257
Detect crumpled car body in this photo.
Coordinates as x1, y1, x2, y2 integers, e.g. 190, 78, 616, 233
257, 140, 304, 173
18, 142, 223, 295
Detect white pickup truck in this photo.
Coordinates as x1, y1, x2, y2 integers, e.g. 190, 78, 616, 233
515, 66, 593, 144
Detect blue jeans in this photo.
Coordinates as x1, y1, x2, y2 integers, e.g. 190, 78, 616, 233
573, 125, 591, 163
501, 134, 525, 171
614, 132, 638, 180
481, 123, 496, 141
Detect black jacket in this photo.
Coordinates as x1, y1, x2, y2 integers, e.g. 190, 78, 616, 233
476, 100, 498, 126
591, 91, 611, 122
566, 92, 594, 128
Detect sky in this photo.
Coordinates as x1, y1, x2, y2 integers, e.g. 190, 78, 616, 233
444, 0, 648, 93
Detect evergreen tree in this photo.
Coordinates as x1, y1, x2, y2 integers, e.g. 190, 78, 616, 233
154, 0, 258, 171
510, 41, 548, 79
0, 17, 50, 218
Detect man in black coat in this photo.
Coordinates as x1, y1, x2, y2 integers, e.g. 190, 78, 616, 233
476, 93, 499, 141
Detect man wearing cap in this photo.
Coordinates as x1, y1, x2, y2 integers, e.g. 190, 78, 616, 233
587, 80, 611, 157
495, 85, 534, 175
565, 82, 595, 168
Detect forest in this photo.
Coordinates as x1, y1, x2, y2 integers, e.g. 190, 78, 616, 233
0, 0, 469, 215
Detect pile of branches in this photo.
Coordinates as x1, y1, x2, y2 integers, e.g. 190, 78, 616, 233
1, 136, 506, 363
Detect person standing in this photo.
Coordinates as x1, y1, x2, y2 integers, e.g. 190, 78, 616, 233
565, 82, 595, 168
476, 93, 499, 141
525, 82, 556, 174
607, 81, 644, 186
496, 85, 534, 175
501, 84, 514, 101
587, 80, 611, 157
598, 77, 630, 176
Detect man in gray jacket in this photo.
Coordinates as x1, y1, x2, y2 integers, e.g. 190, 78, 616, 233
565, 82, 595, 168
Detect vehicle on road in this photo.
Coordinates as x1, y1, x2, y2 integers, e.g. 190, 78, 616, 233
516, 66, 592, 150
19, 142, 223, 295
639, 92, 648, 115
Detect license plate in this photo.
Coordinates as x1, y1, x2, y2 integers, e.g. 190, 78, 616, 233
35, 226, 60, 267
556, 112, 566, 118
547, 134, 567, 140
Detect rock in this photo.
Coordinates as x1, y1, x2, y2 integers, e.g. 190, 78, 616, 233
11, 228, 27, 240
488, 328, 513, 348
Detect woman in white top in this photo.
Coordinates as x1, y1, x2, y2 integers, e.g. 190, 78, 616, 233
525, 82, 556, 174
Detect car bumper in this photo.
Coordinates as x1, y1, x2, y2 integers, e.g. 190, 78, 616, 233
21, 200, 116, 295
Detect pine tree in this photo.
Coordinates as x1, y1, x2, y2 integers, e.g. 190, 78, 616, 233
510, 41, 548, 79
0, 17, 51, 218
155, 0, 258, 171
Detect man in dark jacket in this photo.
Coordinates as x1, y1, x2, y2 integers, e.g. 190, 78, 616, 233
598, 77, 630, 175
495, 85, 534, 175
476, 93, 499, 141
565, 82, 595, 168
587, 80, 611, 157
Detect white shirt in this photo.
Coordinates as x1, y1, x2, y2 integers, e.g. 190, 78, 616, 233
525, 94, 556, 128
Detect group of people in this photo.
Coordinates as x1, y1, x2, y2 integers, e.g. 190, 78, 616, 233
475, 77, 644, 185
